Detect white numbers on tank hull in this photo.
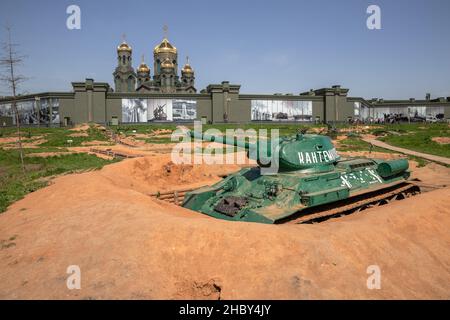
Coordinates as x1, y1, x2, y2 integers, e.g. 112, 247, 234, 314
340, 168, 383, 189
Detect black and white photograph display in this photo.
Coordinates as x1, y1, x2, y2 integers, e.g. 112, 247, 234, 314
39, 98, 60, 124
17, 100, 38, 124
0, 103, 13, 124
122, 99, 148, 123
354, 102, 369, 120
121, 98, 197, 122
172, 99, 196, 121
50, 98, 60, 124
147, 99, 172, 121
251, 100, 313, 121
0, 98, 60, 125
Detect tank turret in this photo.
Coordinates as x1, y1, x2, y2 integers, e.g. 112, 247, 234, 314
189, 131, 340, 172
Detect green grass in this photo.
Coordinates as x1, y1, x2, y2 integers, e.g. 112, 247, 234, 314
0, 125, 112, 147
201, 123, 328, 137
368, 122, 448, 133
22, 147, 69, 154
144, 137, 174, 144
337, 137, 393, 153
336, 136, 431, 166
0, 125, 119, 213
378, 123, 450, 158
0, 149, 118, 213
110, 123, 329, 137
41, 127, 110, 147
111, 124, 177, 136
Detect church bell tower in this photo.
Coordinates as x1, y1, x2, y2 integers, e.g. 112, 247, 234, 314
113, 36, 137, 92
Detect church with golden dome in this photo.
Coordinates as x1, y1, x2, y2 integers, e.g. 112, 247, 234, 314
113, 34, 196, 94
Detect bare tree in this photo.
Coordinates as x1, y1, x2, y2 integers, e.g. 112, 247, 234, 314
0, 26, 28, 173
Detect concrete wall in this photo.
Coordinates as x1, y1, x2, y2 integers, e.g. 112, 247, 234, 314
106, 97, 122, 122
59, 98, 75, 124
195, 98, 212, 122
1, 79, 450, 125
312, 100, 324, 121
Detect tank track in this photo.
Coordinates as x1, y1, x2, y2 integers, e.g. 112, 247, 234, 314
280, 182, 421, 224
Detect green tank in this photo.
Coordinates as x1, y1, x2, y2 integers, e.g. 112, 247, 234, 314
182, 131, 419, 224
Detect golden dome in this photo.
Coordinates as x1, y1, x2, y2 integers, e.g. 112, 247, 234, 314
182, 63, 193, 74
182, 57, 194, 74
161, 58, 174, 68
181, 59, 194, 73
154, 38, 177, 54
137, 55, 150, 73
117, 41, 132, 52
137, 63, 150, 73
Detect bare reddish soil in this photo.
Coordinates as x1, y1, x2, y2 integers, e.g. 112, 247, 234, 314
0, 154, 449, 299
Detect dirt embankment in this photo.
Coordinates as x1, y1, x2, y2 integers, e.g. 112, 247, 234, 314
0, 156, 449, 299
99, 155, 242, 194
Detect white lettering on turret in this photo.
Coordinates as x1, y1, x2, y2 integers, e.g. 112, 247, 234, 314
305, 153, 312, 164
298, 152, 304, 164
331, 148, 339, 160
297, 149, 339, 165
317, 151, 323, 162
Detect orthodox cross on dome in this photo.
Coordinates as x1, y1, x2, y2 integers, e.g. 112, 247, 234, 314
163, 25, 168, 39
186, 56, 190, 64
141, 54, 145, 63
121, 33, 127, 43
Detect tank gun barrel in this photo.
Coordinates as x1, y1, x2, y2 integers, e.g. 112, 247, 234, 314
188, 130, 272, 164
189, 130, 265, 150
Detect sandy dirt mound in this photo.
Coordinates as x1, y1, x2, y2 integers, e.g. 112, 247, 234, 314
432, 137, 450, 144
0, 137, 20, 145
0, 158, 449, 299
1, 135, 47, 149
118, 136, 146, 147
80, 140, 111, 146
70, 123, 106, 132
130, 133, 151, 139
150, 129, 172, 136
411, 162, 450, 186
69, 132, 89, 137
2, 139, 48, 149
70, 124, 90, 132
70, 145, 153, 159
99, 155, 242, 194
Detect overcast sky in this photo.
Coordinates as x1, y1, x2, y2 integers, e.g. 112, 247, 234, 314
0, 0, 449, 99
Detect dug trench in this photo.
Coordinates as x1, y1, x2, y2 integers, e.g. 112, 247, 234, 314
0, 154, 449, 299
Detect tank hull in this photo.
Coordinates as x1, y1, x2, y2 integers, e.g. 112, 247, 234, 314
182, 158, 413, 224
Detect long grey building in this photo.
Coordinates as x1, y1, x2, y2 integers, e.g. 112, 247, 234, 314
1, 35, 450, 126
